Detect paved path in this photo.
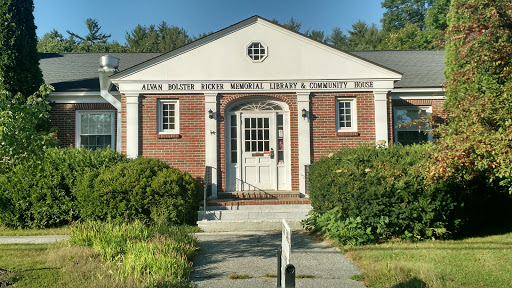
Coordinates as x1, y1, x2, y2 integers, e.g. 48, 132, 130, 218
191, 231, 364, 288
0, 235, 70, 244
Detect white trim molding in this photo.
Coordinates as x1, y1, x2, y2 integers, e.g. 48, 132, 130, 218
125, 93, 140, 159
205, 92, 218, 198
374, 90, 390, 146
296, 91, 311, 196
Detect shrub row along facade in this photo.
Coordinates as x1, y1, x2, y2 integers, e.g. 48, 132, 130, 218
41, 16, 445, 197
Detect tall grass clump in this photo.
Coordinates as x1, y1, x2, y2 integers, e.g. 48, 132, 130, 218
71, 220, 198, 287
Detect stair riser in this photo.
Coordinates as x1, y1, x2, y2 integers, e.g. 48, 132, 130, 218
200, 211, 310, 221
198, 220, 304, 232
201, 204, 312, 212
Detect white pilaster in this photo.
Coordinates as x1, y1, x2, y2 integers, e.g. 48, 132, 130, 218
374, 90, 390, 146
297, 92, 311, 196
204, 93, 218, 199
125, 93, 139, 158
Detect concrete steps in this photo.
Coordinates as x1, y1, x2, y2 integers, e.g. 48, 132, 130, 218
197, 200, 312, 232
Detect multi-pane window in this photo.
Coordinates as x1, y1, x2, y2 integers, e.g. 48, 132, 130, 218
394, 106, 432, 145
336, 98, 356, 132
158, 100, 179, 134
230, 115, 238, 163
76, 111, 115, 150
244, 117, 270, 152
247, 42, 267, 62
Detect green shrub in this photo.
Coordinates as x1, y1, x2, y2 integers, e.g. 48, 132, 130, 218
75, 157, 201, 225
0, 147, 128, 228
305, 144, 465, 244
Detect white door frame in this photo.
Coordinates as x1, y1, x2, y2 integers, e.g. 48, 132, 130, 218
225, 98, 290, 192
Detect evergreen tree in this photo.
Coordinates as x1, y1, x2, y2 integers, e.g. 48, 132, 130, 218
0, 0, 43, 97
125, 21, 191, 52
67, 18, 111, 44
427, 0, 512, 192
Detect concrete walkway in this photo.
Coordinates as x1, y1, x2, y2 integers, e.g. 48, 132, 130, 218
0, 235, 70, 244
191, 231, 364, 288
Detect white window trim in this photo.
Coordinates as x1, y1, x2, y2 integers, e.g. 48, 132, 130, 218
75, 110, 116, 150
246, 41, 268, 63
393, 106, 433, 144
336, 98, 357, 132
158, 99, 180, 134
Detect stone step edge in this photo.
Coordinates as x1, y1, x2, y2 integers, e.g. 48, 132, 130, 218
202, 199, 311, 206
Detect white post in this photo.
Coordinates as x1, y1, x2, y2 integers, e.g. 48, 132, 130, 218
204, 93, 218, 199
296, 92, 311, 196
374, 90, 390, 146
125, 93, 139, 158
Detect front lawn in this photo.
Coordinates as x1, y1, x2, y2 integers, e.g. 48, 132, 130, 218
345, 232, 512, 288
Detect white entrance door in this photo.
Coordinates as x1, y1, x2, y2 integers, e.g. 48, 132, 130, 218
239, 113, 277, 191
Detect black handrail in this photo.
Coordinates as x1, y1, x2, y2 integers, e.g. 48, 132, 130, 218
203, 166, 212, 220
304, 164, 310, 195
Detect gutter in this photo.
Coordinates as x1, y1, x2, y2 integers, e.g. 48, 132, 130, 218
98, 55, 122, 152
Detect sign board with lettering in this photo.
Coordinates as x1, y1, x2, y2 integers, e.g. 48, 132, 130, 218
281, 219, 291, 287
115, 80, 389, 94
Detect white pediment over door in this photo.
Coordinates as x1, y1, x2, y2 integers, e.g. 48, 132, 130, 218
112, 16, 401, 87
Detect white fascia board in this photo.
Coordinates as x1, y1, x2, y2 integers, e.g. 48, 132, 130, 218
391, 88, 445, 100
48, 91, 121, 104
116, 79, 397, 95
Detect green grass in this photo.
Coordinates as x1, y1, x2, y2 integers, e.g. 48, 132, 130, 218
228, 273, 250, 279
0, 225, 71, 236
344, 232, 512, 288
70, 220, 199, 287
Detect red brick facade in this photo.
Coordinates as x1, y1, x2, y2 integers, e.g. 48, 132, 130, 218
137, 94, 206, 178
310, 92, 376, 161
51, 93, 445, 193
50, 103, 117, 148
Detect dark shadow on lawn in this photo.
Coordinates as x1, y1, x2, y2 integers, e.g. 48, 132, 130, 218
390, 277, 428, 288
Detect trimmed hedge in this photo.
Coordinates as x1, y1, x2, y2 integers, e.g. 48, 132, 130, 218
74, 157, 201, 225
0, 148, 128, 228
305, 144, 509, 245
0, 148, 202, 228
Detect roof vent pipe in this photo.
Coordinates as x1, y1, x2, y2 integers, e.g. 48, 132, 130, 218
98, 55, 122, 153
98, 55, 121, 110
100, 55, 120, 71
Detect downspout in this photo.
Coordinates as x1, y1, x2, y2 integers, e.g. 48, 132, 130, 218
98, 55, 122, 152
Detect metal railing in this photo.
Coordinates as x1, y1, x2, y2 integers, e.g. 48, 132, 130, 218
202, 166, 212, 220
304, 164, 310, 195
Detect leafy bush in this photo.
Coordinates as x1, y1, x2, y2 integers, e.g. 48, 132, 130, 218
0, 85, 59, 174
75, 157, 201, 225
0, 147, 128, 228
305, 144, 471, 244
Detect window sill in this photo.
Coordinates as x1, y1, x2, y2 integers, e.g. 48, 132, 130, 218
158, 134, 181, 139
337, 131, 359, 137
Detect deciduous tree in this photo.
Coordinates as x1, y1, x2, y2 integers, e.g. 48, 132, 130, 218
427, 0, 512, 192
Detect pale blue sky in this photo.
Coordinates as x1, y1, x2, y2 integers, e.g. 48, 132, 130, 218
34, 0, 385, 44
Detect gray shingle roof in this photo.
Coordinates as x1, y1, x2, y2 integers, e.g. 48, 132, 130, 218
350, 50, 446, 88
40, 53, 161, 91
40, 50, 445, 91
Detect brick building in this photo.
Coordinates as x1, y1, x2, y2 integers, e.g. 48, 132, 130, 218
41, 16, 445, 198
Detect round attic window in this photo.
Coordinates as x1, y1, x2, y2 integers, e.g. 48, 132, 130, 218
247, 42, 267, 62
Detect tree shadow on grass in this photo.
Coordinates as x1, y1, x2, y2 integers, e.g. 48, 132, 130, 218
390, 277, 428, 288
